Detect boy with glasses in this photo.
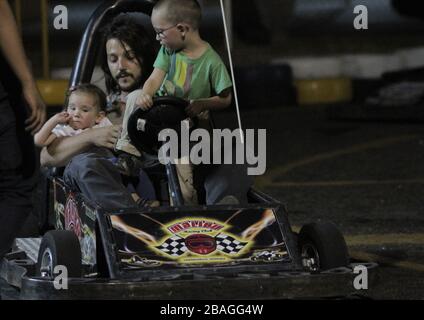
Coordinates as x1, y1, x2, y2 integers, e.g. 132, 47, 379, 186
116, 0, 233, 204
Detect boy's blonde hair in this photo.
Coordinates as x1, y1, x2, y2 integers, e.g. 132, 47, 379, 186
154, 0, 202, 30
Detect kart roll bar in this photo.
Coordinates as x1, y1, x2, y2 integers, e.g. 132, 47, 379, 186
70, 0, 155, 88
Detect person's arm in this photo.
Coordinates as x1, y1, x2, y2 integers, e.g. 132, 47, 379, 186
35, 132, 57, 148
185, 88, 232, 117
136, 68, 166, 109
40, 125, 122, 167
34, 121, 57, 147
40, 133, 95, 167
0, 0, 46, 134
34, 112, 69, 147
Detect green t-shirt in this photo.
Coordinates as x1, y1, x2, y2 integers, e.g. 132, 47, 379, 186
153, 43, 232, 100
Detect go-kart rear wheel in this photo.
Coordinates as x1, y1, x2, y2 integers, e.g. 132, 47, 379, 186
298, 222, 349, 272
36, 230, 82, 278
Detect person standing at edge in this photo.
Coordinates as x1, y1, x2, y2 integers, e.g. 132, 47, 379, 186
0, 0, 46, 259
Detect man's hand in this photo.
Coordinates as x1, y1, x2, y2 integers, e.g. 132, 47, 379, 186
136, 92, 154, 110
0, 1, 47, 134
90, 125, 122, 149
41, 125, 122, 167
22, 82, 46, 134
185, 100, 204, 118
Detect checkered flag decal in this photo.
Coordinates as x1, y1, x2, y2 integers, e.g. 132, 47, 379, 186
216, 233, 247, 255
156, 236, 187, 257
253, 250, 285, 261
257, 251, 278, 259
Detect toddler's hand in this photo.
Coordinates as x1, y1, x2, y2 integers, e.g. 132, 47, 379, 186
54, 111, 71, 124
136, 93, 153, 110
185, 100, 204, 117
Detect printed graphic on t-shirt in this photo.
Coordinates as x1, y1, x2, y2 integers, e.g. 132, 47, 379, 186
161, 55, 194, 98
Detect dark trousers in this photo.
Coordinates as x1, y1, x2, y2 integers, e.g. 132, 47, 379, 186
63, 148, 138, 210
0, 97, 37, 259
194, 143, 254, 205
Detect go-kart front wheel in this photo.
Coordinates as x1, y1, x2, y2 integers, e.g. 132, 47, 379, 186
36, 230, 82, 278
298, 222, 349, 272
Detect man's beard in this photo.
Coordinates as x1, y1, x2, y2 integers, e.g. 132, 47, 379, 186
114, 71, 142, 93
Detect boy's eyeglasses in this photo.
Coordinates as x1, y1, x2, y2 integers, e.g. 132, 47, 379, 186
155, 24, 178, 37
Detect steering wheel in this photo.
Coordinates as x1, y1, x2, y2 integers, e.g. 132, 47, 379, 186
127, 96, 190, 155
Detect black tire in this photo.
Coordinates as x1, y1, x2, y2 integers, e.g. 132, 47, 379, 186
36, 230, 82, 278
298, 222, 349, 271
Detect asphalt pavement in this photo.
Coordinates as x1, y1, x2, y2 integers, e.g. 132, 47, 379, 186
1, 104, 423, 300
220, 104, 424, 299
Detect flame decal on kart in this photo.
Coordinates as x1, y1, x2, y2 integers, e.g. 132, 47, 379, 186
111, 209, 290, 266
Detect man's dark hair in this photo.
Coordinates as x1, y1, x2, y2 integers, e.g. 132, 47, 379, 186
100, 15, 156, 95
65, 83, 107, 112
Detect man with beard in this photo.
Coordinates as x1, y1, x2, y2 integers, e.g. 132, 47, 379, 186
40, 16, 155, 208
101, 16, 155, 124
41, 15, 252, 208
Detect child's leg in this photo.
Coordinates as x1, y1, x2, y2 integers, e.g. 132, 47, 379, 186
175, 158, 198, 205
115, 89, 142, 157
130, 189, 160, 208
135, 169, 157, 200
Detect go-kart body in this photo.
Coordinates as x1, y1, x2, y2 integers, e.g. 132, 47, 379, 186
1, 172, 376, 300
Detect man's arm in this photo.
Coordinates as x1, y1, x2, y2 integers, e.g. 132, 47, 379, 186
40, 125, 122, 167
0, 0, 46, 134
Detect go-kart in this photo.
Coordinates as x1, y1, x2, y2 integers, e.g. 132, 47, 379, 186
0, 0, 377, 300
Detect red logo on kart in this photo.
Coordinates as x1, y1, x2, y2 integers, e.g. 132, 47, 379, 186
185, 234, 216, 255
65, 194, 82, 239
